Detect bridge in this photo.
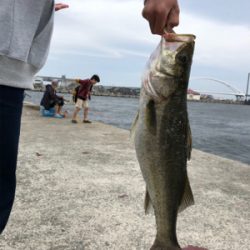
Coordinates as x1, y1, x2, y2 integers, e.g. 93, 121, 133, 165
35, 75, 250, 102
190, 77, 246, 101
36, 75, 75, 85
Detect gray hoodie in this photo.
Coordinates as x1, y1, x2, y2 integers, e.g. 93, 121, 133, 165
0, 0, 55, 89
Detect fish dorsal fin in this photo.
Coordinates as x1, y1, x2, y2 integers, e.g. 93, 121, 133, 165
187, 119, 192, 160
145, 99, 157, 135
178, 174, 194, 213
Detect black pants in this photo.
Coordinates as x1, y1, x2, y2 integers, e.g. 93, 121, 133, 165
43, 98, 64, 111
0, 85, 24, 234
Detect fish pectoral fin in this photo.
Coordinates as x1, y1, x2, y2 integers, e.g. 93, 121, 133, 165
178, 174, 194, 213
144, 188, 153, 214
145, 99, 157, 135
130, 110, 139, 141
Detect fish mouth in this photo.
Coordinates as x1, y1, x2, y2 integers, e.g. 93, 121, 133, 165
143, 33, 195, 100
163, 33, 196, 42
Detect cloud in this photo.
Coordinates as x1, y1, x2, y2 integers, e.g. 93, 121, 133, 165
43, 0, 249, 91
51, 0, 157, 58
52, 1, 250, 70
176, 13, 250, 72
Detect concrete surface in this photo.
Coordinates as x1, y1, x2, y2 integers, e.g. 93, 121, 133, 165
0, 105, 249, 250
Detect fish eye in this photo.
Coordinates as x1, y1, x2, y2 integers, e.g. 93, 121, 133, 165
177, 54, 188, 64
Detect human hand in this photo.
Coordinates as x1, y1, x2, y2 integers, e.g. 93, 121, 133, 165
142, 0, 180, 35
55, 3, 69, 11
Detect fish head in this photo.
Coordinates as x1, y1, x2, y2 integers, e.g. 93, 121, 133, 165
143, 34, 195, 100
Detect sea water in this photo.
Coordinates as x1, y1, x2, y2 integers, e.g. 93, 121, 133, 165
25, 91, 250, 165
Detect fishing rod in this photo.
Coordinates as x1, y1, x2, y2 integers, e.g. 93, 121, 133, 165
24, 92, 31, 98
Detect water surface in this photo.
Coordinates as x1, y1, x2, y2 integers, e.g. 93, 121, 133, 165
25, 91, 250, 165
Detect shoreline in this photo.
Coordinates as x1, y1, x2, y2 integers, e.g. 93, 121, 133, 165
29, 89, 249, 105
23, 101, 250, 165
0, 106, 249, 250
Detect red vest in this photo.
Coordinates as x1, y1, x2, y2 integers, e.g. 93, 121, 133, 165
77, 79, 92, 100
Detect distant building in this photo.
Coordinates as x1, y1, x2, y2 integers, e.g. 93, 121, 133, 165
200, 94, 214, 100
187, 89, 201, 100
33, 77, 44, 91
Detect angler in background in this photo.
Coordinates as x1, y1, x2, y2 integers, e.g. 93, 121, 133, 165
40, 79, 67, 118
71, 74, 100, 124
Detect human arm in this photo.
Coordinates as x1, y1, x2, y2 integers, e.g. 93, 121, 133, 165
75, 79, 90, 86
88, 85, 93, 100
56, 94, 64, 100
55, 3, 69, 11
142, 0, 180, 35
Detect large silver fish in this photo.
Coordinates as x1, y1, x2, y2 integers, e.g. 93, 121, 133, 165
132, 34, 196, 250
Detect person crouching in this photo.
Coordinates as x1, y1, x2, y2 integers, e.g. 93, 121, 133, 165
40, 79, 66, 118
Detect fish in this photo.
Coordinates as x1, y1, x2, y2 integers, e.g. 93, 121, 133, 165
132, 33, 196, 250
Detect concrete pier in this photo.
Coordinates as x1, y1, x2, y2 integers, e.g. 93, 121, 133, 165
0, 105, 249, 250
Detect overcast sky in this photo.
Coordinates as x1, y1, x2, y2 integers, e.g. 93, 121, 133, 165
40, 0, 250, 96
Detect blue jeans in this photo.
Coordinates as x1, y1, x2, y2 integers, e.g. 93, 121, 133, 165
0, 85, 24, 234
40, 106, 55, 117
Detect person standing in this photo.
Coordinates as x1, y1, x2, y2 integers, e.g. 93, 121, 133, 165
0, 1, 68, 234
71, 75, 100, 124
